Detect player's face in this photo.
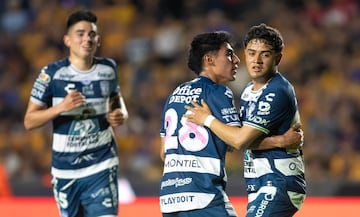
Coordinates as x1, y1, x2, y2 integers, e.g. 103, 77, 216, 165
244, 39, 282, 82
64, 21, 100, 60
211, 42, 240, 85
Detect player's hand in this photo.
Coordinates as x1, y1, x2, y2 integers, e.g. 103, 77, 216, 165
60, 91, 86, 112
184, 99, 212, 126
281, 123, 304, 149
107, 108, 127, 127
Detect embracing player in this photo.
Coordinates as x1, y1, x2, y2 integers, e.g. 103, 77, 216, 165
159, 31, 302, 217
185, 24, 306, 217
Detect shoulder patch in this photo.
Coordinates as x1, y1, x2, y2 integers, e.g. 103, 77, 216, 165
37, 68, 51, 85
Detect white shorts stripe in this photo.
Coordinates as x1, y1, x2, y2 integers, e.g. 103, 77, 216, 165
51, 157, 118, 179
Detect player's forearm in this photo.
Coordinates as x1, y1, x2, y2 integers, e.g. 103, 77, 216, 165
208, 118, 249, 150
110, 94, 128, 119
249, 135, 284, 150
251, 126, 303, 150
24, 105, 62, 130
160, 137, 165, 162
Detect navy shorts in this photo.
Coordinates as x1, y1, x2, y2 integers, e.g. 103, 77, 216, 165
245, 184, 302, 217
52, 166, 119, 217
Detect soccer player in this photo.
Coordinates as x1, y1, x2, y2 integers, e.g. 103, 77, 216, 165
24, 10, 128, 217
185, 24, 306, 217
159, 31, 302, 217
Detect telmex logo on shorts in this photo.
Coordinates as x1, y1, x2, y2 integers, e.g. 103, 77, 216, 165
161, 177, 192, 189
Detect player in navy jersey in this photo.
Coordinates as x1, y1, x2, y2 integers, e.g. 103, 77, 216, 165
185, 24, 306, 217
160, 31, 302, 217
24, 10, 128, 217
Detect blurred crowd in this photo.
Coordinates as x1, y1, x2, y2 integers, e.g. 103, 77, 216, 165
0, 0, 359, 196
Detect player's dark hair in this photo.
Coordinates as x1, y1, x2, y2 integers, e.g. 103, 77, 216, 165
188, 31, 232, 75
66, 10, 97, 31
243, 23, 284, 53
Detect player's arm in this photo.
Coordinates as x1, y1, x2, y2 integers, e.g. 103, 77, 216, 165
184, 100, 301, 150
248, 124, 302, 150
24, 91, 85, 130
160, 137, 165, 162
107, 93, 129, 127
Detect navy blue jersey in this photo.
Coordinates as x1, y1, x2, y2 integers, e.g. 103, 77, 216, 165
30, 57, 120, 179
239, 72, 306, 209
159, 76, 240, 213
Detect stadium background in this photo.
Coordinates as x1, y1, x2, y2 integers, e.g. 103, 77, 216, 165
0, 0, 359, 216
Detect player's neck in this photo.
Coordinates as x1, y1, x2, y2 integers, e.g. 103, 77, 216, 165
199, 71, 228, 85
252, 72, 275, 90
69, 56, 93, 71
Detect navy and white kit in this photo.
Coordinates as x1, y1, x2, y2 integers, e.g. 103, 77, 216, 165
29, 57, 120, 217
239, 72, 306, 217
160, 76, 240, 217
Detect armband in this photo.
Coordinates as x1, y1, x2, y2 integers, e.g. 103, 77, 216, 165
204, 115, 215, 128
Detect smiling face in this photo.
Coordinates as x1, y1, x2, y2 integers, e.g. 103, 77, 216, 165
244, 39, 282, 85
204, 42, 240, 85
63, 21, 100, 61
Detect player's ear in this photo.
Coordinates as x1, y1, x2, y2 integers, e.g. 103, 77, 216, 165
63, 35, 70, 47
203, 54, 214, 65
96, 35, 101, 47
275, 53, 282, 65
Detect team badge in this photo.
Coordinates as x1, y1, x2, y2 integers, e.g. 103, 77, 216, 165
100, 81, 110, 96
82, 83, 94, 96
